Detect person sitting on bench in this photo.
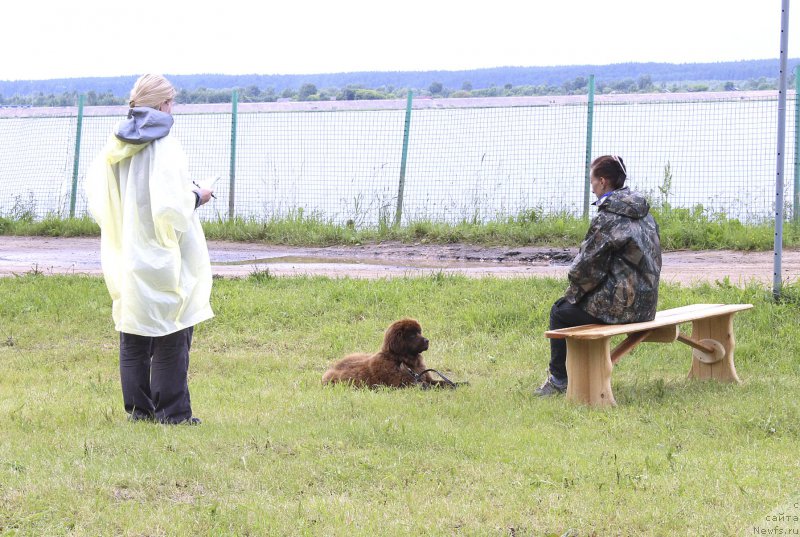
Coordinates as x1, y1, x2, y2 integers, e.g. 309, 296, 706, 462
534, 155, 663, 396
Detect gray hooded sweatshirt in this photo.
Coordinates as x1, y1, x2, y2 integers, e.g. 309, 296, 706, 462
115, 107, 174, 145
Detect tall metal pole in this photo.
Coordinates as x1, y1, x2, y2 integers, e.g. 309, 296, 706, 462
69, 94, 85, 218
584, 74, 595, 219
395, 90, 413, 227
228, 89, 238, 220
774, 0, 790, 299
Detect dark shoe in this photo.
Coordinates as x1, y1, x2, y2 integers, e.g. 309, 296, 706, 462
533, 375, 567, 397
158, 416, 202, 425
180, 416, 202, 426
128, 412, 155, 423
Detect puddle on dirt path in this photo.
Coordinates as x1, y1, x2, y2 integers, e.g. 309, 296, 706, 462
214, 255, 481, 270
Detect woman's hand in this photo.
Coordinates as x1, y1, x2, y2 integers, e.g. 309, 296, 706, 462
194, 188, 214, 206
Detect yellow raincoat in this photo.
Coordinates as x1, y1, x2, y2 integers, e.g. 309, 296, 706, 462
87, 129, 214, 337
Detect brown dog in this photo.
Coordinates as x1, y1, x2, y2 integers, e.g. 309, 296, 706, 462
322, 318, 456, 388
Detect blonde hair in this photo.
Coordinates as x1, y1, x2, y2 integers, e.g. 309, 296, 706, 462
129, 74, 176, 109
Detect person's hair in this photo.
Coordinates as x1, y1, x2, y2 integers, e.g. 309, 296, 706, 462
590, 155, 627, 189
128, 74, 176, 109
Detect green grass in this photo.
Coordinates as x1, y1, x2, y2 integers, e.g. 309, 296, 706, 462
2, 207, 799, 249
1, 274, 799, 535
0, 215, 100, 238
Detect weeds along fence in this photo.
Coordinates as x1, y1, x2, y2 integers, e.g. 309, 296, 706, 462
1, 86, 798, 226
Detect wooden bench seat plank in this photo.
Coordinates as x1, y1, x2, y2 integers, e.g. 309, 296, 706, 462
545, 303, 753, 340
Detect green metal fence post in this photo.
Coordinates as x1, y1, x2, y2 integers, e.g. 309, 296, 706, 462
794, 66, 800, 224
69, 94, 85, 218
395, 90, 413, 227
583, 75, 595, 219
228, 89, 238, 220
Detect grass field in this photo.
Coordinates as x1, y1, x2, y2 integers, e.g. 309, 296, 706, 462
1, 273, 799, 536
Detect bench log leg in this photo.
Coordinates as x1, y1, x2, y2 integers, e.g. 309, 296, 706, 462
565, 337, 615, 407
688, 314, 741, 383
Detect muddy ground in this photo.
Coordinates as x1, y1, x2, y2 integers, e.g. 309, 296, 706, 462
1, 235, 798, 286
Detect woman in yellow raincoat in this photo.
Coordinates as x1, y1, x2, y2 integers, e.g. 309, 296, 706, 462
87, 74, 215, 424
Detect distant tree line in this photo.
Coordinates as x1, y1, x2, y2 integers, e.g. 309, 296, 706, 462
0, 76, 789, 108
1, 59, 797, 107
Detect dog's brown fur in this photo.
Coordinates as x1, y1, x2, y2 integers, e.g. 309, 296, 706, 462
322, 318, 452, 388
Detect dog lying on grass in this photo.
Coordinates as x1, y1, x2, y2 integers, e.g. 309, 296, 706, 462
321, 318, 460, 389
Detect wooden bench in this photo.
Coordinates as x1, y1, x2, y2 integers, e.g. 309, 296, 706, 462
544, 303, 753, 407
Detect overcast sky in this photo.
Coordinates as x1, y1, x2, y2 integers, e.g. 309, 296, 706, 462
2, 0, 797, 81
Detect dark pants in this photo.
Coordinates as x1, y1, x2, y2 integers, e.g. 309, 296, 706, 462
549, 298, 604, 382
119, 327, 194, 423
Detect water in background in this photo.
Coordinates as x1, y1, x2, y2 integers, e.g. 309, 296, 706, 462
0, 94, 794, 225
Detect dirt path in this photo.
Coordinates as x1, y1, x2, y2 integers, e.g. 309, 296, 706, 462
1, 235, 798, 286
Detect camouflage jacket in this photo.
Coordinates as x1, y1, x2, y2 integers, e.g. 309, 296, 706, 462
564, 187, 662, 324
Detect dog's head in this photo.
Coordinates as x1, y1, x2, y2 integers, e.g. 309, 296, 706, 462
382, 318, 429, 356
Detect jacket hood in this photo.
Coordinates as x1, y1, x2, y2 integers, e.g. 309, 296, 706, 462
597, 187, 650, 219
114, 107, 174, 145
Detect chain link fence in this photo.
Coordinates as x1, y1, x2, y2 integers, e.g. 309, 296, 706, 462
0, 90, 796, 225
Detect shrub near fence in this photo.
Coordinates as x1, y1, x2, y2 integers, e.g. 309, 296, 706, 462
0, 89, 798, 226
